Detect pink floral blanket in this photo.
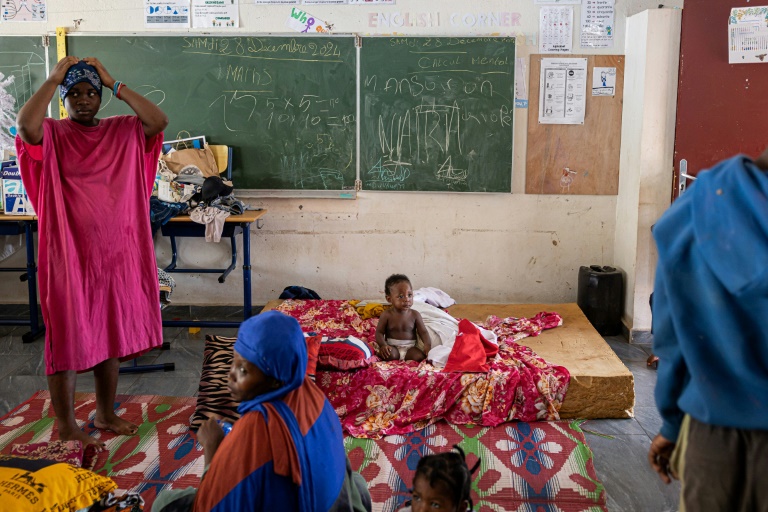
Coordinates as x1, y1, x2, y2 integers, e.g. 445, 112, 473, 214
275, 300, 570, 439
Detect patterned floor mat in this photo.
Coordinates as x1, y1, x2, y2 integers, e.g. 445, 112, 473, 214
0, 392, 607, 512
345, 420, 607, 512
0, 390, 204, 510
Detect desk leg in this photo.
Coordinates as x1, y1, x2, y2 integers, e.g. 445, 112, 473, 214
22, 222, 44, 343
242, 222, 252, 321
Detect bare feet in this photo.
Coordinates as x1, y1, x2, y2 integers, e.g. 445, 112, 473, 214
647, 354, 659, 369
58, 423, 106, 451
94, 412, 139, 436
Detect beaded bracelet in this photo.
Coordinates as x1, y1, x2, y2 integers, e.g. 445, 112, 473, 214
116, 83, 126, 100
113, 81, 122, 97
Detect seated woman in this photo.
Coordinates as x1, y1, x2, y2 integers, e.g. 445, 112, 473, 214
153, 311, 371, 512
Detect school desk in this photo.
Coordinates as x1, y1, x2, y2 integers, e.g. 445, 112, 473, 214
159, 209, 267, 328
0, 214, 44, 343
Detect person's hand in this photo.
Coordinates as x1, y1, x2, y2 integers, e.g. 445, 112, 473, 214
755, 146, 768, 171
197, 418, 225, 455
82, 57, 116, 89
48, 56, 80, 84
378, 343, 391, 359
648, 433, 677, 484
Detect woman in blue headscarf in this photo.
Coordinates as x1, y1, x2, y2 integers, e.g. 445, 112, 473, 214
153, 311, 371, 512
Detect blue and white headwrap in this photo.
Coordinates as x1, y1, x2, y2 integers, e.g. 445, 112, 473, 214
59, 61, 102, 100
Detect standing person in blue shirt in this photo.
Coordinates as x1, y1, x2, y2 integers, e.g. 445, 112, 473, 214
648, 148, 768, 510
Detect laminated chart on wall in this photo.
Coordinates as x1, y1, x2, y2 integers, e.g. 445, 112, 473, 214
539, 6, 573, 54
144, 0, 190, 28
538, 58, 587, 124
581, 0, 615, 49
728, 6, 768, 64
360, 37, 515, 193
1, 0, 47, 22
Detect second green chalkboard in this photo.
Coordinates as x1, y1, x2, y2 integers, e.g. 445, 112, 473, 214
361, 37, 515, 192
65, 35, 357, 190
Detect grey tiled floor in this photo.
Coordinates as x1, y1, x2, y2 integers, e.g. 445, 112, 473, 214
0, 305, 680, 511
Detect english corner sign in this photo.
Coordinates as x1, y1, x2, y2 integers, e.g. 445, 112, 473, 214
368, 11, 522, 29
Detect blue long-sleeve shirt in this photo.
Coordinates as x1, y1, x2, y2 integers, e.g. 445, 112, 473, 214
652, 155, 768, 441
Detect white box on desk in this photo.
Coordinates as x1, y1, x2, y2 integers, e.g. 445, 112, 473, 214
2, 165, 35, 215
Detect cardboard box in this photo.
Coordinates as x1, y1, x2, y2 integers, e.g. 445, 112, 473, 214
1, 164, 35, 215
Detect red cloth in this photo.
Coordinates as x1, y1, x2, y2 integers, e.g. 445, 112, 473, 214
16, 117, 164, 374
443, 319, 495, 373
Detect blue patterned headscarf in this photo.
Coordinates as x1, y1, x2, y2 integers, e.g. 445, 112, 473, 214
59, 61, 102, 100
234, 310, 307, 413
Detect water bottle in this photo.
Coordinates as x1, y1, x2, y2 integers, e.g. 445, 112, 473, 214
217, 420, 233, 435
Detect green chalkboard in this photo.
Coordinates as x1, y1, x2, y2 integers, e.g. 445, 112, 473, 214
65, 35, 357, 190
361, 37, 515, 192
0, 36, 49, 141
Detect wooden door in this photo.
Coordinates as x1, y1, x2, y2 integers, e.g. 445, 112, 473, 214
673, 2, 768, 197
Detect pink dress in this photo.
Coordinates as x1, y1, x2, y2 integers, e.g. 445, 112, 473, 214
16, 116, 163, 374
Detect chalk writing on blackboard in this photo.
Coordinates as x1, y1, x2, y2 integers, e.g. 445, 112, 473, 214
0, 50, 45, 108
181, 36, 344, 61
361, 37, 514, 193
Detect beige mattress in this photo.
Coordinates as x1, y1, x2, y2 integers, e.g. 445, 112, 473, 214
263, 301, 635, 419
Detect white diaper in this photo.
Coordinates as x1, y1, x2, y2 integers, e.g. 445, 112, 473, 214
387, 338, 416, 360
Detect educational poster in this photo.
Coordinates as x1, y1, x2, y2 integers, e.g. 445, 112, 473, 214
253, 0, 297, 4
592, 66, 616, 96
538, 57, 587, 124
1, 0, 47, 22
515, 57, 529, 108
192, 0, 238, 27
728, 6, 768, 64
534, 0, 580, 4
145, 0, 190, 27
302, 0, 345, 4
581, 0, 614, 48
539, 6, 573, 53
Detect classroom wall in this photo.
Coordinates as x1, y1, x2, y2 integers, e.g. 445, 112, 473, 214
0, 0, 682, 313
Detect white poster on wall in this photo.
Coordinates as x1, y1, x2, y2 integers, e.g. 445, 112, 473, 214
145, 0, 190, 28
728, 6, 768, 64
592, 66, 616, 96
253, 0, 297, 4
192, 0, 238, 28
539, 6, 573, 53
349, 0, 395, 3
581, 0, 615, 48
534, 0, 580, 4
539, 57, 587, 124
1, 0, 47, 21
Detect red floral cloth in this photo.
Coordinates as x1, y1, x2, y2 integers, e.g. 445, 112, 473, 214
483, 311, 564, 341
276, 299, 379, 342
275, 300, 570, 439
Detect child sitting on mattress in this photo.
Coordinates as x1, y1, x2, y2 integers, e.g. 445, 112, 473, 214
376, 274, 432, 362
398, 445, 480, 512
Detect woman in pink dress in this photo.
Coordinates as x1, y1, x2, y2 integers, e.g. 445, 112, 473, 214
15, 56, 168, 449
